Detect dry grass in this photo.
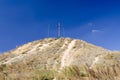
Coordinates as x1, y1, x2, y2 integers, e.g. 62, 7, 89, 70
59, 65, 87, 80
32, 64, 120, 80
32, 69, 56, 80
0, 64, 120, 80
0, 38, 120, 80
85, 64, 120, 80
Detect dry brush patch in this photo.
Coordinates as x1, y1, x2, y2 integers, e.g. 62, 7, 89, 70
1, 64, 120, 80
85, 64, 120, 80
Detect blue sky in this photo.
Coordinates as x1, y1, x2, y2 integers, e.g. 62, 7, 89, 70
0, 0, 120, 52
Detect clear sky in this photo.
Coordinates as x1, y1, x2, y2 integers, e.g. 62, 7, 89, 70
0, 0, 120, 52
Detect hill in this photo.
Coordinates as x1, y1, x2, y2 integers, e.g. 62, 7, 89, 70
0, 38, 120, 80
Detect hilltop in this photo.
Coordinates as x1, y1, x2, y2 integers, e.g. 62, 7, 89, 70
0, 38, 120, 80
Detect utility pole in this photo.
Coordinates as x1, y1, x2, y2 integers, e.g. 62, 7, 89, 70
63, 27, 65, 37
58, 23, 61, 38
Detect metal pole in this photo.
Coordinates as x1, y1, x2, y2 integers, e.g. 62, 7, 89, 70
63, 27, 65, 37
58, 23, 61, 38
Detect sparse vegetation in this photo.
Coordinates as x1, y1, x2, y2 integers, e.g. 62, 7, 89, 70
0, 64, 6, 72
32, 69, 55, 80
0, 38, 120, 80
0, 64, 120, 80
